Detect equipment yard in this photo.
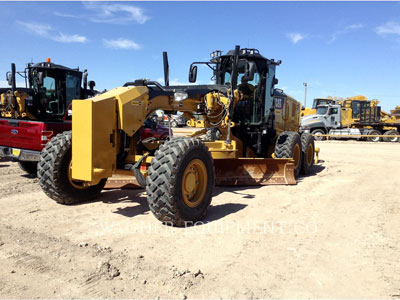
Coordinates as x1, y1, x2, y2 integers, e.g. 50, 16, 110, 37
0, 139, 399, 299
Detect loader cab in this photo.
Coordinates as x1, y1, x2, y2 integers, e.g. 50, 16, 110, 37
28, 62, 83, 119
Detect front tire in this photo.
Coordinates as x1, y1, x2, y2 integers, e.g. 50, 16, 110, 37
146, 138, 215, 226
311, 129, 325, 141
37, 131, 106, 204
275, 131, 302, 177
18, 161, 38, 175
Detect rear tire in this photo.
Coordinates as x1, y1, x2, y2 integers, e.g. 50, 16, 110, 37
300, 133, 315, 175
311, 129, 325, 141
367, 129, 381, 142
37, 131, 107, 205
146, 137, 215, 227
275, 131, 302, 177
383, 130, 399, 142
18, 161, 37, 175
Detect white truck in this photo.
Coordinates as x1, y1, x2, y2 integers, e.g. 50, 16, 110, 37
300, 102, 400, 142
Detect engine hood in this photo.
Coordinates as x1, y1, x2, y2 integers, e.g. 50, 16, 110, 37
301, 114, 324, 126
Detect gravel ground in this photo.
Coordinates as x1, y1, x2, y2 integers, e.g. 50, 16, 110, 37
0, 140, 399, 299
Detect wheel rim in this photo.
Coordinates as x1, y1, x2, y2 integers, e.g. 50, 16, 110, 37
182, 159, 207, 208
68, 161, 87, 190
369, 134, 380, 142
313, 132, 323, 141
306, 143, 314, 166
293, 144, 301, 169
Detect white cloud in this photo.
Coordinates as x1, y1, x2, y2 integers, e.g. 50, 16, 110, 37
375, 21, 400, 36
17, 21, 87, 43
328, 24, 364, 43
54, 33, 87, 43
83, 2, 150, 25
54, 12, 79, 19
286, 33, 306, 44
103, 38, 141, 50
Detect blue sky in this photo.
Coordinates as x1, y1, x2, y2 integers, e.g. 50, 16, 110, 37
1, 1, 400, 112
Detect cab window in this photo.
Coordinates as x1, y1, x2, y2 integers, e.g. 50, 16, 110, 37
234, 62, 264, 124
316, 106, 328, 115
329, 108, 338, 115
66, 74, 81, 106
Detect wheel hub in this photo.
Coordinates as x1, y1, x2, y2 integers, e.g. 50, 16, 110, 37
182, 159, 207, 208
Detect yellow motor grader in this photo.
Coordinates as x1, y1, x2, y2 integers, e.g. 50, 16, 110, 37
38, 46, 316, 226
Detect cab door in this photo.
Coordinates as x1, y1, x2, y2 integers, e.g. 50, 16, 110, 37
273, 96, 286, 135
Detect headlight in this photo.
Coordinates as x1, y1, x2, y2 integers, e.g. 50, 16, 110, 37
174, 91, 188, 102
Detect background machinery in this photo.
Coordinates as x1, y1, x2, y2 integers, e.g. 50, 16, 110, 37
300, 98, 400, 142
0, 59, 97, 174
38, 46, 316, 226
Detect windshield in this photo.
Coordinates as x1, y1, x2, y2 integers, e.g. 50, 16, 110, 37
313, 99, 333, 109
30, 68, 82, 117
316, 106, 328, 115
66, 74, 81, 106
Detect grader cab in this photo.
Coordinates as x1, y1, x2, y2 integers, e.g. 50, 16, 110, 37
38, 46, 316, 226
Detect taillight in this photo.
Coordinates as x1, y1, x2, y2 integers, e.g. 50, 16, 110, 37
41, 130, 54, 145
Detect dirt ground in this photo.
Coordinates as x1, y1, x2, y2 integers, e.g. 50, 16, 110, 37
0, 140, 399, 299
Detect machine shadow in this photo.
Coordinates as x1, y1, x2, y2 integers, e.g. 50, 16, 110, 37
204, 203, 248, 223
21, 173, 37, 178
100, 188, 150, 218
79, 162, 324, 221
94, 187, 248, 223
297, 164, 326, 182
212, 185, 261, 198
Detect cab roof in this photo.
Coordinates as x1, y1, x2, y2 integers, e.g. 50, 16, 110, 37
31, 62, 81, 73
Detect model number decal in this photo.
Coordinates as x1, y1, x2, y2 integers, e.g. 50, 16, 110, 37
275, 97, 284, 109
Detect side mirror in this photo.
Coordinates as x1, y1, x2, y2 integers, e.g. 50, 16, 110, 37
242, 61, 256, 81
189, 65, 197, 83
273, 77, 279, 85
88, 80, 96, 90
38, 72, 44, 85
6, 73, 12, 86
83, 69, 88, 90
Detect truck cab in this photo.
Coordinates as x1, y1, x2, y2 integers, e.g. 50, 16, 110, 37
301, 98, 337, 117
300, 103, 341, 139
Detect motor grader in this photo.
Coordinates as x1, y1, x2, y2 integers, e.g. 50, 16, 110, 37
38, 46, 316, 226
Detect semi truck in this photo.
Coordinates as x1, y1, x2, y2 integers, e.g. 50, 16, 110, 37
300, 100, 400, 142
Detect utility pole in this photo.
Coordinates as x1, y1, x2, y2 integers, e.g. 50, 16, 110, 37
303, 82, 308, 108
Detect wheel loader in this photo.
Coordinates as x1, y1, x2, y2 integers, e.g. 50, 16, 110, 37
38, 46, 316, 226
